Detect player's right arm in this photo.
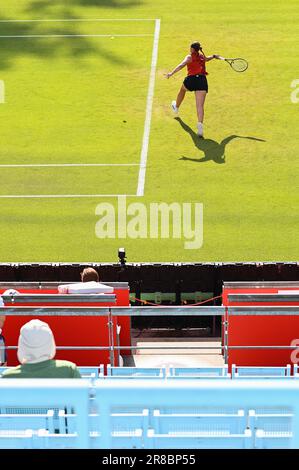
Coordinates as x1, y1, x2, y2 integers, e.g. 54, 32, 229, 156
165, 55, 192, 78
205, 54, 221, 62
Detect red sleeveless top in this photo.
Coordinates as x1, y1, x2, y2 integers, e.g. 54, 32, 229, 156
187, 52, 207, 76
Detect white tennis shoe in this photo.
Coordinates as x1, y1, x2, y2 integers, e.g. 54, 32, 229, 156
197, 122, 204, 137
171, 100, 178, 114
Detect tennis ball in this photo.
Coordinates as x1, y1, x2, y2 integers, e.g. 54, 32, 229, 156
110, 36, 115, 40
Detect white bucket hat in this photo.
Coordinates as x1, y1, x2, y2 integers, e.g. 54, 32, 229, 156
3, 289, 20, 296
17, 319, 56, 364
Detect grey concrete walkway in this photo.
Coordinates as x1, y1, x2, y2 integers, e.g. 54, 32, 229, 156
124, 336, 224, 368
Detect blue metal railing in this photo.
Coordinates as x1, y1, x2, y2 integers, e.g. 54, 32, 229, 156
1, 378, 299, 449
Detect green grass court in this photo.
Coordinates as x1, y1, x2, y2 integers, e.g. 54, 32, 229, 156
0, 0, 298, 262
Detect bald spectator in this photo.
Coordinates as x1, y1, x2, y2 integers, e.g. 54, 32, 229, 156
2, 319, 81, 379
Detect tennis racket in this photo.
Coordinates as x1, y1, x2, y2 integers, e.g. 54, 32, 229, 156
217, 56, 248, 72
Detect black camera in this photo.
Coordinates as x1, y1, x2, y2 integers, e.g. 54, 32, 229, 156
118, 248, 126, 266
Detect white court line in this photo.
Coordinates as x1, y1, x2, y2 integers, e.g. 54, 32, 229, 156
0, 194, 135, 199
0, 163, 139, 168
0, 34, 152, 38
137, 18, 160, 197
0, 19, 156, 22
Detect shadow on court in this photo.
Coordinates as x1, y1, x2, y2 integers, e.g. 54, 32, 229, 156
73, 0, 139, 7
27, 0, 140, 11
175, 117, 266, 164
0, 0, 142, 69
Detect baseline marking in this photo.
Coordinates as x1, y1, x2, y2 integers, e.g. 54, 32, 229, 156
0, 194, 136, 199
137, 18, 160, 197
0, 19, 156, 23
0, 34, 152, 39
0, 163, 139, 168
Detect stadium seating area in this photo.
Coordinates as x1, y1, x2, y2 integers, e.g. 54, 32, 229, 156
1, 281, 299, 449
0, 376, 298, 449
0, 364, 297, 380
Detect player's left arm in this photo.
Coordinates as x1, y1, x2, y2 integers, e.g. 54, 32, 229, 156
165, 55, 192, 78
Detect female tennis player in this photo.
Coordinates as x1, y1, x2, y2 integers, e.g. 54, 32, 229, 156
165, 41, 220, 137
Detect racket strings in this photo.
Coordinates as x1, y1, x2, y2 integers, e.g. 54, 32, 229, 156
230, 58, 248, 72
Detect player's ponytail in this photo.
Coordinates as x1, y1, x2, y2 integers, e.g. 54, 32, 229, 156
198, 44, 206, 57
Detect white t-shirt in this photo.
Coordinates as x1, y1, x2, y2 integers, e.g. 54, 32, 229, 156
58, 281, 114, 294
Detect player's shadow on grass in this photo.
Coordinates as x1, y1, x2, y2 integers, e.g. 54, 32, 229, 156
175, 117, 265, 164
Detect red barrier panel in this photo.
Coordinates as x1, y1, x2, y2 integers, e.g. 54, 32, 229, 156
222, 282, 299, 306
222, 282, 299, 369
227, 314, 299, 368
112, 288, 131, 357
0, 284, 131, 367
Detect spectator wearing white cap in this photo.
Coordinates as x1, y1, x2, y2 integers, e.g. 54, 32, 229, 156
2, 319, 81, 378
0, 289, 20, 333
